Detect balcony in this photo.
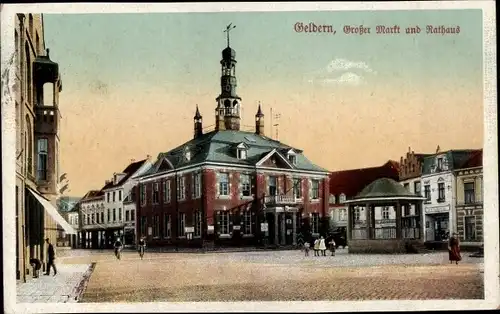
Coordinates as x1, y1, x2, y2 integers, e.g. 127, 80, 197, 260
264, 195, 300, 206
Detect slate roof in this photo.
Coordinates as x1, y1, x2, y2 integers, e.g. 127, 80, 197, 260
102, 159, 148, 190
459, 149, 483, 169
422, 149, 481, 175
329, 160, 400, 198
142, 130, 329, 176
352, 177, 421, 200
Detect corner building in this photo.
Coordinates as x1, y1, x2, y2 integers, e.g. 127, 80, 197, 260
136, 38, 330, 248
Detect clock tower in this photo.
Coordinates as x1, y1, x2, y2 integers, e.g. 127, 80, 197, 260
215, 23, 241, 131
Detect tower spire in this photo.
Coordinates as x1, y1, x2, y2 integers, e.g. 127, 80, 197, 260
224, 23, 236, 47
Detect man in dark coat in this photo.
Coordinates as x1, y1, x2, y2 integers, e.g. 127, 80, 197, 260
44, 238, 57, 276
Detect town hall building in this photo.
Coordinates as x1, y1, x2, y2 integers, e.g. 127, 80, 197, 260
135, 27, 330, 248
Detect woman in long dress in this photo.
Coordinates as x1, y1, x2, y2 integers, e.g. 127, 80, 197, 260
319, 236, 327, 256
448, 232, 462, 264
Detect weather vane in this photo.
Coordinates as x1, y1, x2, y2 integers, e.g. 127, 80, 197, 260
224, 23, 236, 47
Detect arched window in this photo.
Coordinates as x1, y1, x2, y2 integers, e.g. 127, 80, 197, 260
25, 115, 33, 174
24, 42, 32, 104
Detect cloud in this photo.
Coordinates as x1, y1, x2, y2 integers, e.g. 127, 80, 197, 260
322, 72, 364, 86
326, 58, 376, 74
306, 58, 376, 86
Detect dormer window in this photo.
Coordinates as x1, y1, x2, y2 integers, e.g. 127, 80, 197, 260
184, 147, 191, 161
437, 157, 443, 169
236, 143, 248, 160
286, 149, 297, 165
339, 193, 346, 203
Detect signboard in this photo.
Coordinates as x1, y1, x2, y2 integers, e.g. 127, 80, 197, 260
185, 227, 195, 233
425, 205, 449, 214
233, 225, 241, 231
207, 225, 214, 234
187, 233, 193, 240
148, 227, 152, 236
260, 223, 268, 232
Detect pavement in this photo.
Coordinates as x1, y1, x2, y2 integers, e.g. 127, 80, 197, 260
16, 263, 93, 303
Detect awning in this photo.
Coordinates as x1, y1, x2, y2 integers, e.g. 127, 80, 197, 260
27, 187, 77, 234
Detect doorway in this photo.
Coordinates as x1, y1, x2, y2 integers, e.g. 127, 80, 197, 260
433, 214, 449, 241
265, 212, 276, 245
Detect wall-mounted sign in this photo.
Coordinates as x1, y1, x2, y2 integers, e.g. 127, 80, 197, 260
148, 227, 152, 236
261, 223, 268, 232
233, 225, 241, 230
185, 227, 194, 233
207, 225, 214, 234
425, 205, 449, 214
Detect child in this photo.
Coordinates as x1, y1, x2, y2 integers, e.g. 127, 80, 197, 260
313, 238, 320, 256
329, 239, 336, 256
30, 258, 41, 278
303, 241, 310, 256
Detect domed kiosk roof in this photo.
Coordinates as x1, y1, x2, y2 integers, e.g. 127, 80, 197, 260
222, 46, 236, 60
346, 177, 426, 203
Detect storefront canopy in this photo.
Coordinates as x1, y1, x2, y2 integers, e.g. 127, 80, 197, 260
27, 187, 77, 235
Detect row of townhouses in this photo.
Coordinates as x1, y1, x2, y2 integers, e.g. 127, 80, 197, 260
328, 147, 483, 249
13, 13, 77, 282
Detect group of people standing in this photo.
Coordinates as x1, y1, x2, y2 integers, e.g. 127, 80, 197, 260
303, 236, 337, 257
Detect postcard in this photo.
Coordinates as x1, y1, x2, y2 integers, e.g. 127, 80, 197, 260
1, 1, 498, 313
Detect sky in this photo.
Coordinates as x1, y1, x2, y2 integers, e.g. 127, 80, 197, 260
42, 9, 484, 196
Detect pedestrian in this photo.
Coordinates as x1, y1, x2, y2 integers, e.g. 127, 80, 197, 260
313, 238, 320, 256
303, 241, 310, 256
319, 236, 327, 256
448, 232, 462, 265
44, 238, 57, 276
29, 258, 41, 278
329, 238, 336, 256
114, 237, 123, 260
138, 236, 146, 260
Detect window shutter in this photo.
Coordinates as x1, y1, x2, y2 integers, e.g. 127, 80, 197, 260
229, 173, 233, 197
308, 179, 312, 199
264, 176, 268, 195
240, 211, 244, 225
278, 177, 282, 195
216, 211, 221, 235
216, 173, 220, 197
191, 175, 195, 199
238, 174, 243, 198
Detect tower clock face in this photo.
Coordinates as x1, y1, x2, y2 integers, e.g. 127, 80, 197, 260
225, 85, 231, 92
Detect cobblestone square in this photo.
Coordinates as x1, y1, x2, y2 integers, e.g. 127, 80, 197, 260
57, 249, 485, 302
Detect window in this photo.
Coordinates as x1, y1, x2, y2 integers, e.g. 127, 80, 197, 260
36, 139, 48, 181
153, 183, 159, 204
118, 208, 122, 221
100, 212, 103, 223
125, 210, 129, 221
382, 207, 390, 220
438, 182, 445, 202
36, 33, 39, 54
288, 154, 297, 165
107, 209, 110, 222
86, 214, 89, 225
464, 216, 476, 241
240, 174, 251, 197
164, 214, 171, 238
268, 176, 277, 196
311, 213, 320, 234
140, 216, 147, 238
354, 207, 361, 221
163, 180, 171, 203
403, 183, 410, 191
339, 193, 346, 203
91, 213, 95, 225
339, 208, 347, 221
153, 215, 160, 238
293, 178, 302, 198
185, 149, 191, 161
219, 173, 230, 196
178, 213, 186, 237
237, 149, 247, 160
140, 184, 146, 206
96, 213, 99, 224
113, 191, 116, 202
311, 180, 320, 199
219, 211, 230, 235
437, 158, 443, 169
194, 211, 202, 237
131, 210, 135, 221
424, 185, 431, 201
242, 211, 252, 234
193, 173, 201, 199
177, 176, 186, 200
113, 208, 116, 222
107, 193, 110, 203
119, 191, 122, 201
414, 181, 421, 196
464, 182, 475, 204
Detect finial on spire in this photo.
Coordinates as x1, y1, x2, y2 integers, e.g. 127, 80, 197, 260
224, 23, 236, 47
194, 104, 202, 119
256, 102, 264, 117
